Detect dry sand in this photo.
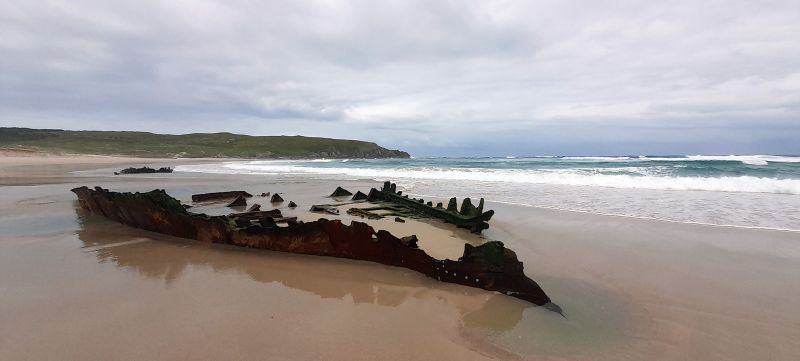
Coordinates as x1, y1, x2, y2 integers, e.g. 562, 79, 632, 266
1, 154, 799, 360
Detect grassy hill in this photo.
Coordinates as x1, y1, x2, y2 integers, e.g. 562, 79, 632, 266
0, 128, 410, 159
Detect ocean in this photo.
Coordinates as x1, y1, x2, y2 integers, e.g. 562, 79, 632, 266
175, 155, 800, 231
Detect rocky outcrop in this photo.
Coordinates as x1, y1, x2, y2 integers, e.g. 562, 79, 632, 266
270, 193, 284, 203
114, 166, 173, 175
71, 186, 552, 306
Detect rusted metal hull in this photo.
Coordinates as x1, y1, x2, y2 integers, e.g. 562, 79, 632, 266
72, 186, 551, 306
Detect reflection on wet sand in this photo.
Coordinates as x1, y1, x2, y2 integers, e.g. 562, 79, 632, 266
75, 209, 530, 332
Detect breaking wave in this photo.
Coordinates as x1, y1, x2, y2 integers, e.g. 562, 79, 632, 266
174, 157, 800, 230
175, 162, 800, 195
551, 155, 800, 166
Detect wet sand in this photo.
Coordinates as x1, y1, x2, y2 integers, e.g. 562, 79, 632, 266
1, 156, 799, 360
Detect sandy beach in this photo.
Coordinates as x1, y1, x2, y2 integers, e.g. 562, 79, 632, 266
1, 154, 799, 360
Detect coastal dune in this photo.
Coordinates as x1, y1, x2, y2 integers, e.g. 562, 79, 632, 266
1, 155, 799, 360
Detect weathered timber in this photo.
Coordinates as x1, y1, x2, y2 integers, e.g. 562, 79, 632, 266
400, 235, 418, 247
71, 186, 552, 306
226, 209, 296, 227
192, 191, 253, 202
114, 166, 173, 175
228, 209, 283, 220
234, 215, 298, 227
329, 186, 353, 198
270, 193, 284, 203
226, 196, 247, 207
347, 207, 383, 220
310, 205, 340, 215
351, 191, 368, 201
366, 181, 495, 233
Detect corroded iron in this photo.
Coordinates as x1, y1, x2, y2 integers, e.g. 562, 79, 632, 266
329, 186, 353, 198
366, 182, 495, 233
347, 207, 383, 220
71, 186, 552, 306
192, 191, 253, 202
226, 195, 247, 207
351, 190, 368, 201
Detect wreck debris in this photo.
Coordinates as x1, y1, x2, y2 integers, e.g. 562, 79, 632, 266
270, 193, 284, 203
351, 191, 368, 201
238, 215, 298, 226
288, 201, 297, 208
230, 209, 282, 217
366, 182, 495, 233
71, 186, 552, 306
395, 217, 405, 223
310, 205, 339, 215
247, 204, 261, 212
114, 166, 173, 175
228, 209, 285, 222
347, 207, 383, 220
228, 210, 298, 227
260, 192, 270, 197
226, 196, 247, 207
329, 186, 353, 198
325, 204, 413, 220
400, 235, 418, 248
192, 191, 253, 203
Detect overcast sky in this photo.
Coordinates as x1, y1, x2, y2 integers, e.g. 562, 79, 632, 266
1, 0, 799, 156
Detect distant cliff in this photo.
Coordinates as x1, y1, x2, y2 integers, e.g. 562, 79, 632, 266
0, 127, 410, 159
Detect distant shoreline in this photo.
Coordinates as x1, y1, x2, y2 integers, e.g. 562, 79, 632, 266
0, 127, 411, 159
0, 147, 405, 161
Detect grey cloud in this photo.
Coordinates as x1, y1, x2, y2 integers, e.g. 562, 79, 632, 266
1, 0, 799, 155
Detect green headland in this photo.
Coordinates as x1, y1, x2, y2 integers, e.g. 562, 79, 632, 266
0, 127, 410, 159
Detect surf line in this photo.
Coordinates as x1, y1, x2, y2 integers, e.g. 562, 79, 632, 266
404, 191, 800, 234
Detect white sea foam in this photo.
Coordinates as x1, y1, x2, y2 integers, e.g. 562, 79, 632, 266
174, 160, 800, 230
176, 162, 800, 195
555, 155, 800, 165
688, 155, 800, 165
560, 156, 632, 161
647, 155, 800, 165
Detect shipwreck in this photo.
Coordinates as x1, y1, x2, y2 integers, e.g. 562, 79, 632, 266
71, 186, 553, 307
364, 181, 495, 233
